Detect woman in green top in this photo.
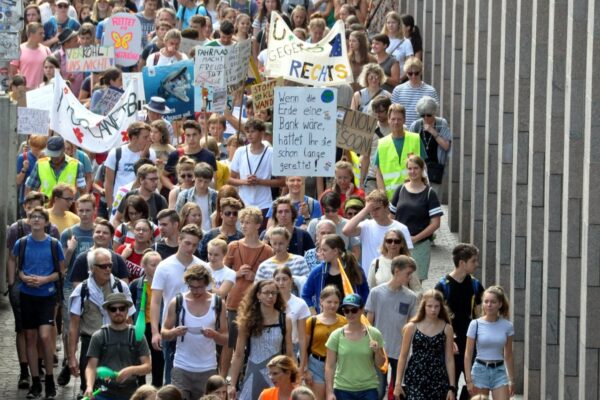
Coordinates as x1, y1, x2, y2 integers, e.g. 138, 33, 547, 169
324, 294, 386, 400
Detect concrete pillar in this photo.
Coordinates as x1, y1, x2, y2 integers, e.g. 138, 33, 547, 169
580, 1, 600, 397
439, 0, 453, 119
523, 1, 550, 398
429, 0, 443, 98
480, 0, 501, 287
421, 0, 433, 82
458, 0, 476, 242
448, 0, 464, 233
558, 0, 587, 398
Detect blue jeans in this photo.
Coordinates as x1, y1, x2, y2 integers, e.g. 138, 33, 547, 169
334, 388, 379, 400
162, 339, 176, 384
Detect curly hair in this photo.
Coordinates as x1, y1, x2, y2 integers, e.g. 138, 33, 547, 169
236, 280, 286, 337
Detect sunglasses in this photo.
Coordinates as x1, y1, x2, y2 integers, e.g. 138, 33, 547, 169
407, 71, 420, 76
223, 210, 238, 217
108, 305, 127, 313
94, 263, 112, 270
180, 173, 194, 179
342, 307, 359, 314
420, 114, 434, 118
385, 238, 402, 245
57, 3, 69, 8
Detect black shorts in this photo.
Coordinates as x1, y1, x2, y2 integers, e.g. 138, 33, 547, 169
20, 292, 56, 330
227, 310, 238, 349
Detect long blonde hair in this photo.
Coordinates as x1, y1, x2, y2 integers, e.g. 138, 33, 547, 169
410, 289, 452, 324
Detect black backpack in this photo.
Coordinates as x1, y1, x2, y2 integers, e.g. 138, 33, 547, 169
17, 235, 61, 299
99, 325, 140, 367
79, 279, 124, 313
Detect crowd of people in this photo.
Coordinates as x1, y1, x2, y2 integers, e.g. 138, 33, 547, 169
6, 0, 516, 399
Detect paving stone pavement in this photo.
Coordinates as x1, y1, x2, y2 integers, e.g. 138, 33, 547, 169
0, 207, 522, 399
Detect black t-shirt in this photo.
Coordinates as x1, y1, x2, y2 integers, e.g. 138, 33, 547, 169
70, 249, 129, 283
435, 274, 484, 346
152, 239, 202, 260
391, 185, 443, 238
164, 148, 217, 177
289, 227, 315, 256
199, 228, 244, 261
117, 189, 168, 224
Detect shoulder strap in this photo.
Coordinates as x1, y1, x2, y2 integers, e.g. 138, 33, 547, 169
80, 280, 89, 312
17, 237, 27, 274
17, 220, 25, 240
50, 237, 60, 274
115, 147, 122, 174
374, 258, 380, 273
306, 316, 317, 353
175, 292, 185, 342
214, 294, 222, 331
113, 279, 124, 293
279, 311, 287, 355
438, 276, 450, 300
374, 126, 384, 139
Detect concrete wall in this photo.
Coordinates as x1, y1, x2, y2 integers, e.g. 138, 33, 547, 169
402, 0, 599, 397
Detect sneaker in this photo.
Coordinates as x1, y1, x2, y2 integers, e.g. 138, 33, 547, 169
26, 381, 42, 399
57, 363, 70, 386
18, 373, 30, 389
45, 378, 56, 400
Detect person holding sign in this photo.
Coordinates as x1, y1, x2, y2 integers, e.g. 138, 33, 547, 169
374, 103, 426, 199
228, 119, 284, 226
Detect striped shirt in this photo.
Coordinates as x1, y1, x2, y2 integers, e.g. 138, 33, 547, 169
391, 81, 440, 126
255, 254, 311, 281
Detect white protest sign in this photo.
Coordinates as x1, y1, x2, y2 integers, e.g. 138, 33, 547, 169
265, 13, 352, 86
336, 108, 377, 155
66, 45, 115, 72
273, 87, 337, 177
122, 72, 145, 102
224, 39, 251, 91
180, 37, 205, 55
17, 108, 49, 135
26, 84, 54, 111
194, 45, 227, 88
50, 72, 142, 153
102, 13, 143, 67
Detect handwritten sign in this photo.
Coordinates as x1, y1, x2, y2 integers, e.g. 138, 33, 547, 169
18, 107, 49, 135
66, 45, 115, 72
273, 87, 337, 177
336, 108, 378, 155
250, 77, 283, 113
194, 45, 227, 87
194, 86, 227, 112
91, 87, 123, 115
26, 84, 54, 111
102, 13, 143, 67
265, 13, 352, 86
224, 39, 251, 92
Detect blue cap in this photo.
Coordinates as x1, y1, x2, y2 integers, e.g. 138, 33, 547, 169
45, 136, 65, 158
341, 293, 363, 308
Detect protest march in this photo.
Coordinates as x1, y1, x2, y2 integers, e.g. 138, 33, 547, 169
3, 2, 505, 400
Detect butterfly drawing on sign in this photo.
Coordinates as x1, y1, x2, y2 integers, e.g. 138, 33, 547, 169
112, 32, 132, 49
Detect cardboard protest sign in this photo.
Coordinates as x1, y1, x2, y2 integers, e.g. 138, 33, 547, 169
18, 108, 49, 135
336, 108, 378, 155
250, 77, 283, 113
66, 45, 115, 72
273, 87, 337, 177
26, 84, 54, 111
194, 45, 227, 88
143, 60, 194, 121
91, 87, 123, 115
50, 72, 143, 153
265, 13, 352, 86
103, 13, 143, 67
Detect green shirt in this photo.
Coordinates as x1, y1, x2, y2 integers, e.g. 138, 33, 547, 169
325, 326, 384, 391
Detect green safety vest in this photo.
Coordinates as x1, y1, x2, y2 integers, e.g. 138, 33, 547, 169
37, 156, 79, 198
377, 131, 421, 199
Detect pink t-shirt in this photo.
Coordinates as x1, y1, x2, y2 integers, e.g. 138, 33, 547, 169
11, 43, 52, 89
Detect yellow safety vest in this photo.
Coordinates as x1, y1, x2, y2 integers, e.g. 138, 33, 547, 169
37, 156, 79, 198
349, 150, 361, 187
377, 131, 421, 199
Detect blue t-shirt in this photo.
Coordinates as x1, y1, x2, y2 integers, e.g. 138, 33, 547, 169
13, 235, 65, 297
16, 151, 38, 202
60, 225, 95, 288
176, 4, 207, 29
43, 17, 81, 41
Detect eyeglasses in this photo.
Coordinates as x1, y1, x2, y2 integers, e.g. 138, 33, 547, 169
30, 215, 44, 220
57, 3, 69, 8
61, 196, 75, 202
342, 307, 359, 314
223, 210, 238, 217
407, 71, 420, 77
261, 290, 279, 297
324, 208, 339, 214
420, 113, 434, 118
276, 209, 291, 214
180, 173, 194, 179
385, 238, 402, 245
135, 227, 150, 233
94, 263, 112, 270
108, 305, 127, 313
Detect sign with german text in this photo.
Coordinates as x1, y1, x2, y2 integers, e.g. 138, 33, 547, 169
66, 45, 115, 72
102, 13, 143, 67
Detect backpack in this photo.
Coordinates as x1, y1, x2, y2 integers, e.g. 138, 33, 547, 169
99, 325, 140, 366
17, 236, 61, 299
437, 274, 482, 318
79, 278, 124, 313
173, 292, 223, 343
115, 147, 122, 175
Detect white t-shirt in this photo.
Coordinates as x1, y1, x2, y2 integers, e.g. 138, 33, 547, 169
105, 145, 157, 200
194, 193, 212, 232
151, 254, 209, 323
387, 38, 414, 73
358, 219, 413, 276
286, 294, 311, 344
211, 266, 236, 290
40, 3, 77, 24
230, 144, 274, 209
146, 52, 189, 67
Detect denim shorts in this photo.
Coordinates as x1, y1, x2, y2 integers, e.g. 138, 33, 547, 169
471, 360, 509, 389
308, 355, 326, 384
